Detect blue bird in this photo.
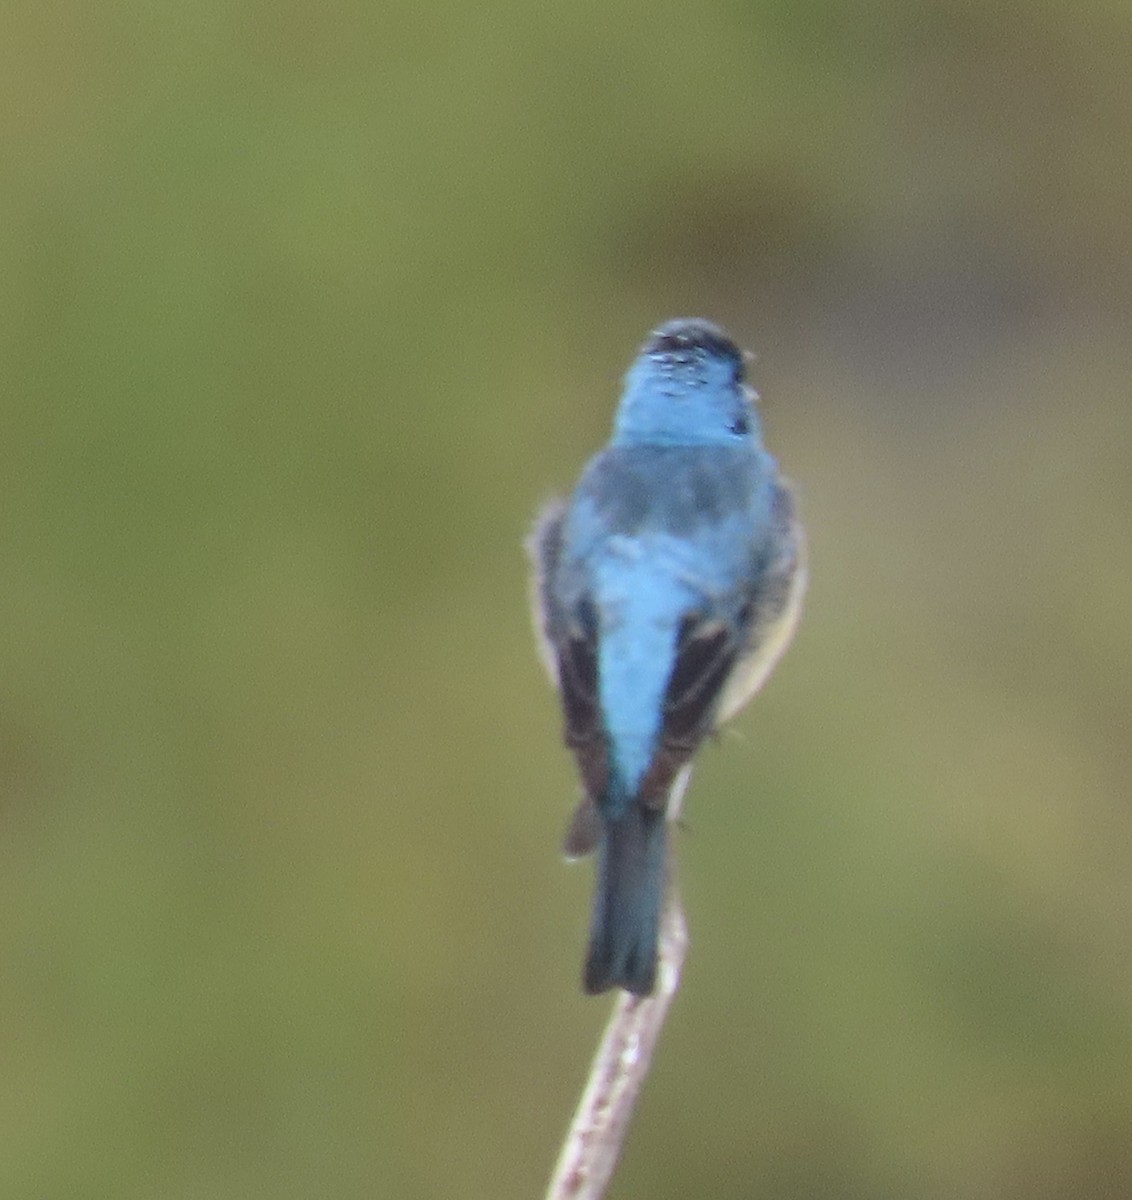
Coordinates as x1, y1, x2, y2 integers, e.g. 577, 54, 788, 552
528, 319, 806, 995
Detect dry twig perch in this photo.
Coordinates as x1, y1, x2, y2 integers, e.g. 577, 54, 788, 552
545, 878, 688, 1200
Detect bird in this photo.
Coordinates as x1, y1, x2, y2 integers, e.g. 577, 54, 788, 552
527, 318, 806, 995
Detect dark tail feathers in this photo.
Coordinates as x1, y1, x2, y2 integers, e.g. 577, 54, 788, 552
583, 804, 666, 995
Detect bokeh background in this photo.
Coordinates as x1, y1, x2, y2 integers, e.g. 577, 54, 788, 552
2, 2, 1131, 1197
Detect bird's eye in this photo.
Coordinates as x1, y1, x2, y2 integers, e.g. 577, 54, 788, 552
729, 415, 750, 436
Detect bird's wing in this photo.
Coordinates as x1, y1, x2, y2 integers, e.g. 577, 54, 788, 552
554, 604, 610, 857
528, 500, 610, 850
634, 609, 750, 809
636, 478, 806, 809
556, 595, 610, 816
652, 479, 806, 772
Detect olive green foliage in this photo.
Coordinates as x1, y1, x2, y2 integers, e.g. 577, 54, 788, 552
1, 1, 1130, 1196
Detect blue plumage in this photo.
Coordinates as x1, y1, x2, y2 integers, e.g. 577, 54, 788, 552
529, 319, 806, 994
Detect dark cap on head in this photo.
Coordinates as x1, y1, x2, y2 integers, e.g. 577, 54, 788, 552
643, 318, 746, 381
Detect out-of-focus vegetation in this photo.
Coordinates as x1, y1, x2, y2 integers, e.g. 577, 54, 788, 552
1, 1, 1130, 1196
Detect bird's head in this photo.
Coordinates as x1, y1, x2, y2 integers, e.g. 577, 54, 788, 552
613, 319, 761, 447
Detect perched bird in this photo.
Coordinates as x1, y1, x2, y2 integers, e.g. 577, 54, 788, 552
528, 318, 806, 996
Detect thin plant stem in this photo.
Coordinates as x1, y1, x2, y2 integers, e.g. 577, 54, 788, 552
545, 876, 688, 1200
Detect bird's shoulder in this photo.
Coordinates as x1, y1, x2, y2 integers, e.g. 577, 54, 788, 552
572, 443, 768, 538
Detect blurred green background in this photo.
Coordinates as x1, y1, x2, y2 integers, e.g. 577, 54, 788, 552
2, 1, 1131, 1197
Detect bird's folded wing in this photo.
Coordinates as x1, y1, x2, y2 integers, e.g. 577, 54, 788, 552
634, 611, 747, 809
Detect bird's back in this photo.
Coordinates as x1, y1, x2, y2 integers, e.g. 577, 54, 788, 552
559, 442, 774, 805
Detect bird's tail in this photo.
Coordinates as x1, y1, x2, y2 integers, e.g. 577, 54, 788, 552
583, 802, 667, 995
